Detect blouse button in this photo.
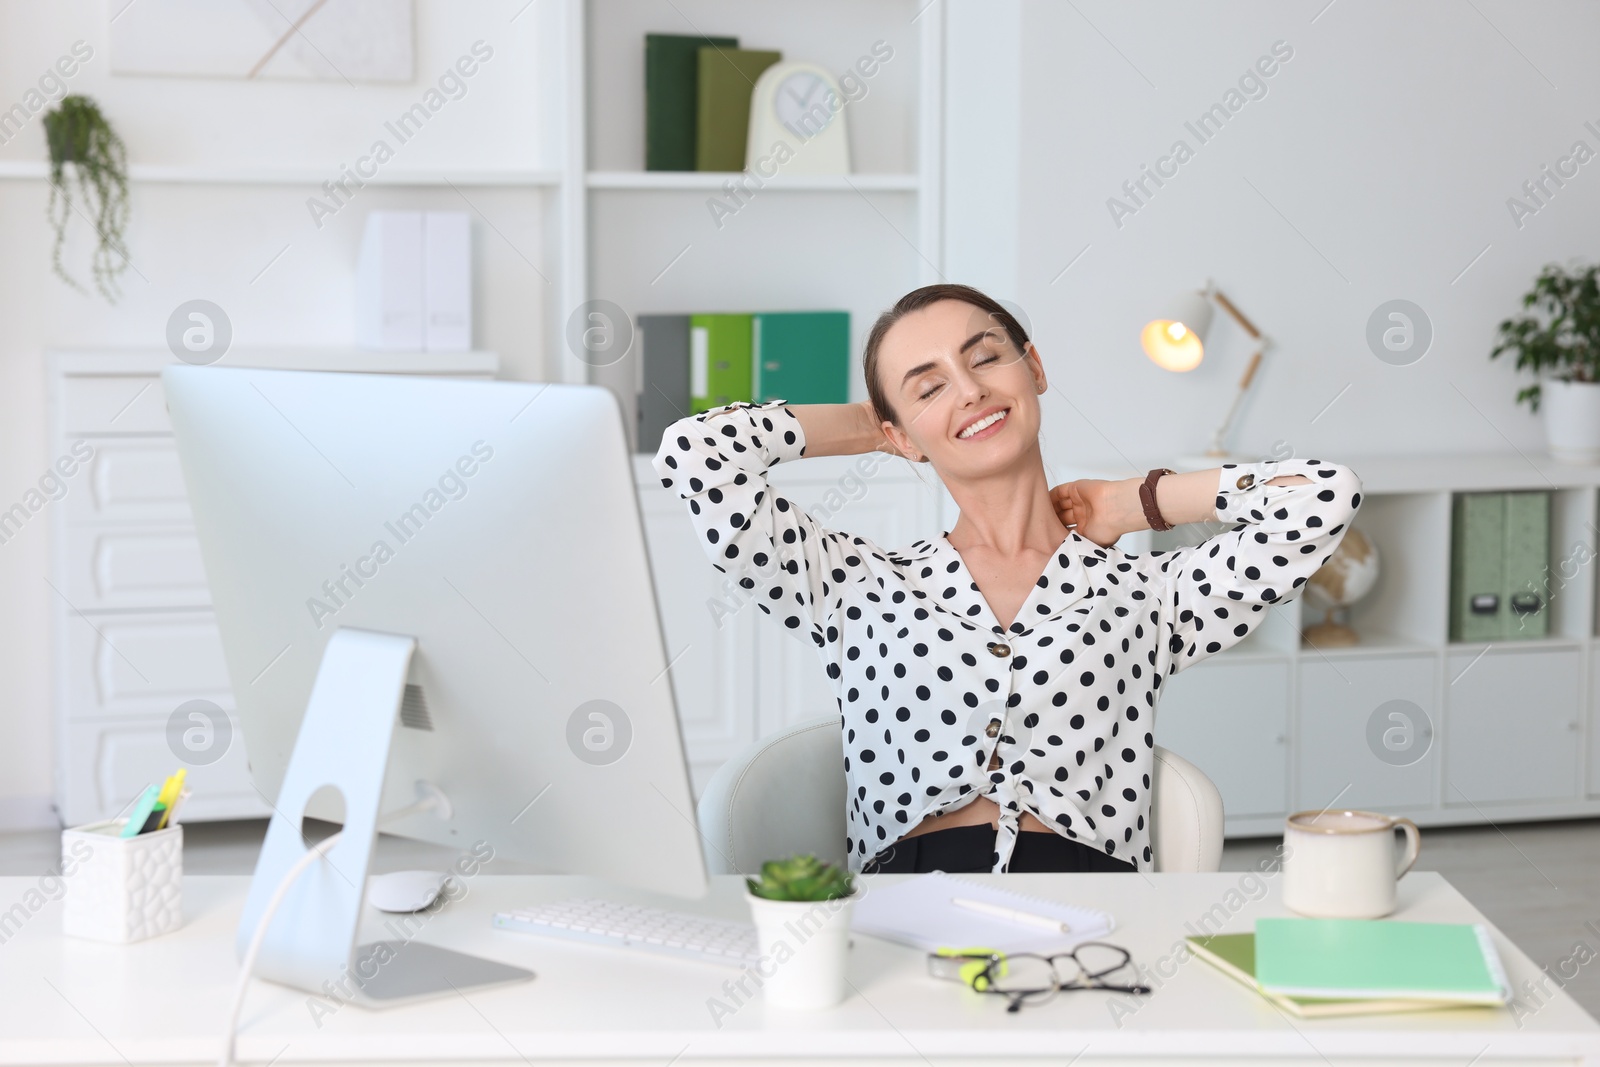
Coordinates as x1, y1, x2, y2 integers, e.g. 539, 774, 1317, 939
1236, 473, 1255, 490
987, 642, 1010, 657
985, 721, 1000, 738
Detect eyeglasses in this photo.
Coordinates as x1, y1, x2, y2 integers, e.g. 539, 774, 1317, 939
927, 942, 1152, 1012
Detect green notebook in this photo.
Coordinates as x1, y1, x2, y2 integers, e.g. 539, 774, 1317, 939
690, 313, 753, 411
695, 47, 781, 171
753, 311, 850, 404
645, 34, 739, 171
1254, 918, 1509, 1006
1187, 933, 1473, 1018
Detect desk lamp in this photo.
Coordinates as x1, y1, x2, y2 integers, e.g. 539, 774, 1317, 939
1141, 279, 1269, 467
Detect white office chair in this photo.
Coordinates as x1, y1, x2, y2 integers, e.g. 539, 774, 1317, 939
696, 715, 1225, 875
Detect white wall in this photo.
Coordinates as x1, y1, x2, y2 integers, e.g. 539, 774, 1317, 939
950, 0, 1600, 475
0, 0, 553, 828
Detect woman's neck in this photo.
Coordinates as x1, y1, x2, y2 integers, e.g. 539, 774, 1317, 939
943, 447, 1069, 557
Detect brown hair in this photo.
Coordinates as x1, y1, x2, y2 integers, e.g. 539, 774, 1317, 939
863, 283, 1031, 426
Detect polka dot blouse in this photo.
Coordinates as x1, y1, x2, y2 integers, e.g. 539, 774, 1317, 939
653, 399, 1364, 873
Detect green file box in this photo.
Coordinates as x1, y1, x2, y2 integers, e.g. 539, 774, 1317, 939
1503, 490, 1550, 638
752, 311, 850, 404
646, 34, 739, 171
695, 48, 782, 171
689, 314, 753, 411
1449, 490, 1550, 641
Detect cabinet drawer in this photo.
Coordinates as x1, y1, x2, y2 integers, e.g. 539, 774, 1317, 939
60, 610, 231, 720
1298, 655, 1437, 812
59, 374, 171, 435
61, 526, 210, 609
1445, 646, 1581, 805
1155, 659, 1290, 818
65, 438, 194, 525
57, 719, 268, 827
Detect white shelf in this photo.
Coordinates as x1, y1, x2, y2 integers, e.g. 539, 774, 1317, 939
586, 170, 919, 191
0, 161, 561, 187
1300, 630, 1439, 657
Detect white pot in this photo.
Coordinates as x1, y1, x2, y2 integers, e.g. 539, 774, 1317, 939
744, 891, 856, 1010
1542, 378, 1600, 464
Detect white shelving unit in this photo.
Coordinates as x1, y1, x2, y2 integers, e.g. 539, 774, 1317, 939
570, 0, 949, 789
563, 0, 945, 443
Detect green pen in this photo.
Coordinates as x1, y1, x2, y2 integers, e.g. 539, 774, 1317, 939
119, 784, 162, 838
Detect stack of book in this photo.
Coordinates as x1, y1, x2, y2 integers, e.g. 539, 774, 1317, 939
646, 33, 782, 171
637, 311, 850, 453
1188, 917, 1511, 1018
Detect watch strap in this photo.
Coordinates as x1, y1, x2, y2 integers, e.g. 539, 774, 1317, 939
1140, 468, 1177, 532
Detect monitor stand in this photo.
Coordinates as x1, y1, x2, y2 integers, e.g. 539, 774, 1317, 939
235, 627, 534, 1008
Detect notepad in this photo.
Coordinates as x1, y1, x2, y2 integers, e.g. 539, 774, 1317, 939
1187, 933, 1472, 1018
850, 870, 1113, 954
1254, 918, 1511, 1006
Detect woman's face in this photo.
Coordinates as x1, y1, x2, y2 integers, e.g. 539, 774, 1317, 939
875, 299, 1047, 480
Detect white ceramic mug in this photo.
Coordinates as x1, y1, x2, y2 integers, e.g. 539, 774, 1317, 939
1281, 809, 1420, 919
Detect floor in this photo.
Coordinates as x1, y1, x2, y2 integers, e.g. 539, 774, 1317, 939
4, 817, 1597, 1017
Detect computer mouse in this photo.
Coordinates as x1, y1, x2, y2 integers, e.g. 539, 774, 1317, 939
367, 869, 448, 913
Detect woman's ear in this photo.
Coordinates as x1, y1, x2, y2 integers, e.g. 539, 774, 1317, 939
881, 419, 921, 463
1025, 342, 1047, 394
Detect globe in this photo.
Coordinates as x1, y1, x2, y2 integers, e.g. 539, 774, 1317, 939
1302, 526, 1380, 647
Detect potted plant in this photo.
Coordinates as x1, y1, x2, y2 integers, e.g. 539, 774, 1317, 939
744, 854, 857, 1009
41, 94, 130, 302
1490, 260, 1600, 462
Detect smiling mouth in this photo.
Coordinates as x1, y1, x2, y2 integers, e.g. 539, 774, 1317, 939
956, 409, 1010, 440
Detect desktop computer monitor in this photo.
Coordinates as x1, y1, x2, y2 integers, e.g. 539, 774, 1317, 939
163, 365, 707, 1002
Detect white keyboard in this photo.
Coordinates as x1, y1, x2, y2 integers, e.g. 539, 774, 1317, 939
493, 898, 760, 968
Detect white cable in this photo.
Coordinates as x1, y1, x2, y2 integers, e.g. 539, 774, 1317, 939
219, 795, 440, 1067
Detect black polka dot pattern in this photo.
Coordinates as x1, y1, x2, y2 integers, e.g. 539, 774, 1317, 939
653, 400, 1364, 873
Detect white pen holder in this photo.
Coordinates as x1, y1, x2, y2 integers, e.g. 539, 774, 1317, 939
60, 819, 183, 943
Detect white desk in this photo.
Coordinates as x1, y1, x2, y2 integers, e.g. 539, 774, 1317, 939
3, 872, 1597, 1065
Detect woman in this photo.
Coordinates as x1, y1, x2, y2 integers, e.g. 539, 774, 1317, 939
653, 283, 1363, 875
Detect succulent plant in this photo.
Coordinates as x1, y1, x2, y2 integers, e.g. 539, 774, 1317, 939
745, 854, 854, 902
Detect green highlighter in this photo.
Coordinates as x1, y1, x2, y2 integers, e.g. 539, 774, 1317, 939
119, 783, 163, 838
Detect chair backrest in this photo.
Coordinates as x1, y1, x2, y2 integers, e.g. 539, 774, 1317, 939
696, 715, 1223, 875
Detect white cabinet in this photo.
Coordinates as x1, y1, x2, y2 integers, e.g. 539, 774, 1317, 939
637, 487, 760, 776
1153, 659, 1291, 818
50, 350, 499, 827
1297, 655, 1437, 814
1444, 645, 1582, 806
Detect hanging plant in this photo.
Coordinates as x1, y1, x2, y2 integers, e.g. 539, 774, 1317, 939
41, 94, 130, 302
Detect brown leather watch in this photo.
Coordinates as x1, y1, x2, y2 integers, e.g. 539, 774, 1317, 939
1139, 468, 1177, 532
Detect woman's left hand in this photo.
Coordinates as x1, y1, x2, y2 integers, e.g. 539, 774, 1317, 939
1050, 478, 1126, 548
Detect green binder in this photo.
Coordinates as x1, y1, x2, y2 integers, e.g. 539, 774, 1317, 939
1504, 490, 1550, 637
690, 313, 752, 411
1254, 918, 1509, 1006
753, 311, 850, 404
1449, 490, 1550, 641
646, 34, 739, 171
695, 48, 782, 171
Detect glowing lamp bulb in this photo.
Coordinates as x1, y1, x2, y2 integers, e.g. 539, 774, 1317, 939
1141, 318, 1204, 372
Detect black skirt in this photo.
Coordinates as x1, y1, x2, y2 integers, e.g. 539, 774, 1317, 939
863, 824, 1135, 874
